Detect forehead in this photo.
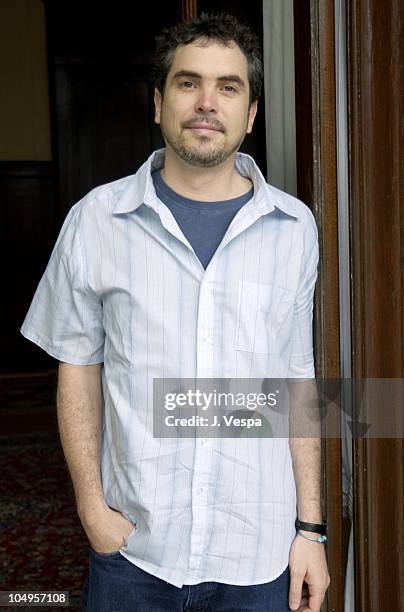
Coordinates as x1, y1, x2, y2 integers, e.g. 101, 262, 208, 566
167, 40, 249, 81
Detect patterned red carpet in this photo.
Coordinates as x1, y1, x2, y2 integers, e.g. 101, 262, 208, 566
0, 431, 88, 611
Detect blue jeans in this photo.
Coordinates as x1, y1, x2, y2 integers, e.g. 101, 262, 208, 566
82, 548, 290, 611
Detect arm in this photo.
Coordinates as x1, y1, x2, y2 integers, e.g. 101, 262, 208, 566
289, 380, 322, 522
285, 214, 329, 610
57, 362, 134, 553
288, 380, 330, 612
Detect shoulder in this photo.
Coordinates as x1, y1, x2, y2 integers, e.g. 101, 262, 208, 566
266, 182, 318, 240
71, 173, 136, 220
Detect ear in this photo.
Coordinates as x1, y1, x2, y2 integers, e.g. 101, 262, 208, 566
154, 88, 162, 125
246, 100, 258, 134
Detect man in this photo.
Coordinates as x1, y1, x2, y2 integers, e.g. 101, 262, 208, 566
21, 12, 330, 612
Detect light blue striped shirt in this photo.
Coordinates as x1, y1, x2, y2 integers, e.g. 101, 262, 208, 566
21, 148, 319, 588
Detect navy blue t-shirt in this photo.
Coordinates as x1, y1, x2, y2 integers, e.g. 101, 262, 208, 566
152, 169, 254, 269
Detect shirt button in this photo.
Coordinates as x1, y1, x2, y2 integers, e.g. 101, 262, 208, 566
197, 487, 203, 494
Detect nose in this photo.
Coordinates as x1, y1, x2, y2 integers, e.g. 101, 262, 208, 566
195, 86, 218, 114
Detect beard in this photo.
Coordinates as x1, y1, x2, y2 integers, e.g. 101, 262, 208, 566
161, 124, 245, 168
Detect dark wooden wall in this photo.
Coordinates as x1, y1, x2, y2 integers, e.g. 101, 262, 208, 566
348, 0, 404, 609
0, 162, 56, 371
45, 1, 177, 222
295, 1, 404, 608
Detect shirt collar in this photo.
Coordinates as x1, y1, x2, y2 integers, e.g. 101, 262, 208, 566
113, 148, 299, 218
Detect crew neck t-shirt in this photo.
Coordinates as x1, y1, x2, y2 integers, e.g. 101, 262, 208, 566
152, 169, 254, 269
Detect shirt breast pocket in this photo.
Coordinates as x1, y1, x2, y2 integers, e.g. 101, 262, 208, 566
235, 280, 295, 354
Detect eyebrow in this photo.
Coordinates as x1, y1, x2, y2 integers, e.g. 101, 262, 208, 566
172, 70, 246, 88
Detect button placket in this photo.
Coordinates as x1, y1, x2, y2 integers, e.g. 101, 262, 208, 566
196, 275, 215, 379
188, 272, 216, 578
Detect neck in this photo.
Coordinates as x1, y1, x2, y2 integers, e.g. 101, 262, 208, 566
160, 147, 252, 202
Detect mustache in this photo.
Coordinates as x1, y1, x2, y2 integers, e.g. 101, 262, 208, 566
182, 117, 225, 132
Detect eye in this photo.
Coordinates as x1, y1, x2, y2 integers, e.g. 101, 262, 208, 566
222, 84, 238, 94
180, 81, 196, 89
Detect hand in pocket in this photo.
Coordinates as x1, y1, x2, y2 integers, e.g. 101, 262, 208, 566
81, 504, 136, 555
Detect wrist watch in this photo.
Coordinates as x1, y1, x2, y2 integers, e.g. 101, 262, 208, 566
295, 518, 328, 543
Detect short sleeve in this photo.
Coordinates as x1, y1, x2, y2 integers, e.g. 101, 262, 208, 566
287, 211, 319, 379
20, 206, 105, 365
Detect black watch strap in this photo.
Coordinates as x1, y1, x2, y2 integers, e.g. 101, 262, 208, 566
295, 519, 327, 536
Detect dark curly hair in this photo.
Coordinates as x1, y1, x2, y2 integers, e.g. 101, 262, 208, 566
153, 12, 263, 106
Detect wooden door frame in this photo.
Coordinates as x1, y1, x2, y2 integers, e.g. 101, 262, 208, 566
347, 0, 404, 609
312, 1, 344, 609
301, 0, 404, 609
294, 1, 344, 610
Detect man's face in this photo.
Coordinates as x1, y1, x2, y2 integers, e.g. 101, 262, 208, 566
154, 40, 258, 168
